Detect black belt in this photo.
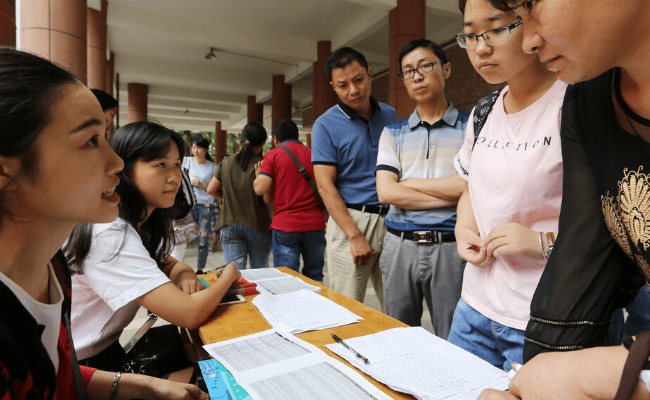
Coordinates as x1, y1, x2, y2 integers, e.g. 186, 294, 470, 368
387, 227, 456, 244
346, 203, 389, 215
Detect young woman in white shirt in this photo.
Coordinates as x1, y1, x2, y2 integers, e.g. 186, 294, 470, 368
65, 121, 240, 376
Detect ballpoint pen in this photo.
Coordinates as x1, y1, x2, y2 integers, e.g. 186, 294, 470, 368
331, 333, 369, 364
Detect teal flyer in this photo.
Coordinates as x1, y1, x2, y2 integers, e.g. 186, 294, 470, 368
198, 359, 252, 400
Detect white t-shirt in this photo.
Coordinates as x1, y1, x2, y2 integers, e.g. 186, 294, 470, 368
71, 218, 170, 360
453, 79, 567, 330
0, 263, 63, 371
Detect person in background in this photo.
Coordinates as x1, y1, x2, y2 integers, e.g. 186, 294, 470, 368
476, 0, 650, 398
312, 47, 398, 305
207, 122, 272, 269
0, 47, 208, 399
184, 135, 217, 274
375, 39, 467, 338
448, 0, 565, 370
66, 121, 240, 381
253, 119, 327, 281
90, 88, 118, 140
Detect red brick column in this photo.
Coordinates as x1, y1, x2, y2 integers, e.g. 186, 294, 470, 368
389, 0, 425, 119
247, 96, 263, 124
106, 52, 115, 95
87, 0, 107, 90
215, 122, 227, 163
20, 0, 87, 83
127, 83, 148, 123
272, 74, 292, 148
312, 41, 338, 123
0, 0, 16, 47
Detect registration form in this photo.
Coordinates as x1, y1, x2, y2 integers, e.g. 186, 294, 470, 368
203, 329, 393, 400
326, 327, 509, 400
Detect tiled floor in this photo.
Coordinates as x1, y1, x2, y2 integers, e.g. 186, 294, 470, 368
120, 240, 435, 345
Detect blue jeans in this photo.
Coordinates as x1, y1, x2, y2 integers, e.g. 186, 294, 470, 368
191, 203, 216, 271
447, 298, 524, 371
272, 229, 325, 281
609, 286, 650, 345
220, 224, 271, 269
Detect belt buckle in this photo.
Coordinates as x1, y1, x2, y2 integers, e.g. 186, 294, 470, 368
412, 231, 433, 243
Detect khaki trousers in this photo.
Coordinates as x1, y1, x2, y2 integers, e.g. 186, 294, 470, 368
325, 208, 385, 310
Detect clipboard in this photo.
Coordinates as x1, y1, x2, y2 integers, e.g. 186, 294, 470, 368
123, 313, 158, 354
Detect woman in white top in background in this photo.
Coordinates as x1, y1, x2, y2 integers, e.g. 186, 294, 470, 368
184, 136, 217, 274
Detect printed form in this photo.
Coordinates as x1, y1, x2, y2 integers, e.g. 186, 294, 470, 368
251, 289, 362, 334
326, 327, 509, 400
241, 268, 321, 295
203, 329, 393, 400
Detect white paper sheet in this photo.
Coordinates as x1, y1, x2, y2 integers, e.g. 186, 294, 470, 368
241, 268, 321, 295
251, 289, 362, 334
203, 329, 393, 400
326, 327, 509, 400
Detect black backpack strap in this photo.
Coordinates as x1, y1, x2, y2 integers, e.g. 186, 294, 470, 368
278, 144, 326, 211
472, 88, 502, 149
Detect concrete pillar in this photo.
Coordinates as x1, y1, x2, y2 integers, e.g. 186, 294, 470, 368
389, 0, 425, 119
215, 122, 227, 163
106, 52, 115, 95
0, 1, 16, 47
272, 74, 292, 147
127, 83, 148, 123
247, 95, 263, 124
312, 41, 338, 122
87, 0, 107, 90
20, 0, 87, 82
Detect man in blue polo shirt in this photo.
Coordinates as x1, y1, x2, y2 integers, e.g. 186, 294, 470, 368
376, 39, 467, 339
312, 47, 398, 306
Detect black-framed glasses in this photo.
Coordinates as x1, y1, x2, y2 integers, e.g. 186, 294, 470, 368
456, 19, 522, 49
398, 60, 443, 81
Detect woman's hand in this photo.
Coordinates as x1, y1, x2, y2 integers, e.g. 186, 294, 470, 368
178, 276, 205, 294
190, 178, 205, 190
220, 261, 241, 284
455, 227, 494, 268
145, 380, 210, 400
484, 223, 541, 260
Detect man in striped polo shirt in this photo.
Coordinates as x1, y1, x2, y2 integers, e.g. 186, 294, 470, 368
376, 39, 468, 339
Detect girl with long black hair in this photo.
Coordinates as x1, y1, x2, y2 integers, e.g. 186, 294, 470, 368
65, 121, 240, 376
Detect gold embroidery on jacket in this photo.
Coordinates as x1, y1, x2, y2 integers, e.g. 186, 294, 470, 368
602, 167, 650, 282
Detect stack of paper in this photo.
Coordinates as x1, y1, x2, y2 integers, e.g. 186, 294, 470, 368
240, 268, 321, 295
251, 289, 362, 334
203, 329, 393, 400
326, 327, 509, 400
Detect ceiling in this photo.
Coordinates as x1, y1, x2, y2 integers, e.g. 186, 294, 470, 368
90, 0, 464, 134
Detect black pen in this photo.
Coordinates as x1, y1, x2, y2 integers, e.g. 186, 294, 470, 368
331, 333, 369, 364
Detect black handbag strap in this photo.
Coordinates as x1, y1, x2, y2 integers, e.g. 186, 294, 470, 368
278, 143, 326, 211
615, 330, 650, 400
64, 311, 89, 400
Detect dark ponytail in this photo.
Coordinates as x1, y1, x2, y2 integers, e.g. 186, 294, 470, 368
234, 122, 267, 171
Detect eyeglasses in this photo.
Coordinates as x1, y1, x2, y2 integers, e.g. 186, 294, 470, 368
456, 19, 522, 49
398, 60, 443, 81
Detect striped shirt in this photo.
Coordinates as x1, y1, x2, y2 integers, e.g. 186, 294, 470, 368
376, 105, 468, 231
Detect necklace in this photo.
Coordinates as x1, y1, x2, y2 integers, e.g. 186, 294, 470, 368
613, 68, 650, 138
